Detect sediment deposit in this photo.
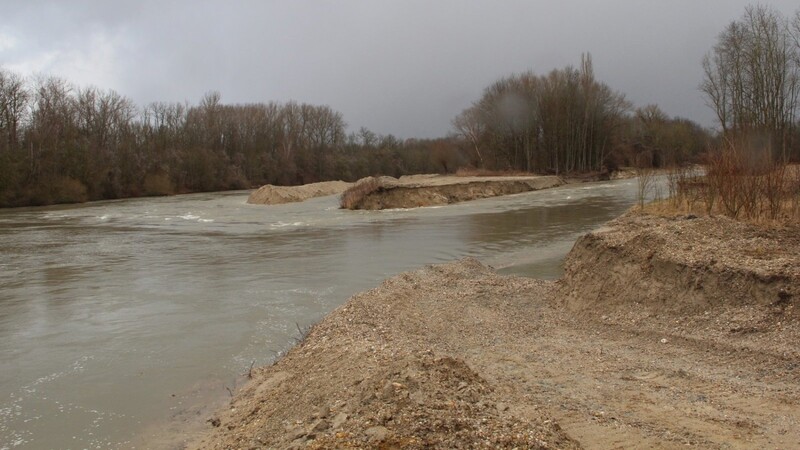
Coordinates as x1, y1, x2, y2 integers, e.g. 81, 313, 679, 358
341, 174, 564, 210
190, 212, 799, 449
247, 181, 353, 205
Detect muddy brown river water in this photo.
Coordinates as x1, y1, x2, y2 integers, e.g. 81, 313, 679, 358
0, 179, 645, 449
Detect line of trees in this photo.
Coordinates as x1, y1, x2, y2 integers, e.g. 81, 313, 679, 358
701, 5, 800, 160
0, 60, 714, 208
452, 54, 711, 174
0, 71, 446, 207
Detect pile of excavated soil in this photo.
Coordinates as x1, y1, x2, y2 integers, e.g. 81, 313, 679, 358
562, 212, 799, 312
189, 213, 800, 449
247, 181, 353, 205
342, 175, 563, 210
246, 172, 626, 209
560, 211, 800, 364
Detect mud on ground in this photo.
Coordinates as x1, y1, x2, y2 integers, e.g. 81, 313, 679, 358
189, 212, 799, 449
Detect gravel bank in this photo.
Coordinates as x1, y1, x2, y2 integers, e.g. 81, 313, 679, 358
188, 212, 799, 449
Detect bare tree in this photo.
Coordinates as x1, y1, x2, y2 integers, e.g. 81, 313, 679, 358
452, 54, 629, 174
0, 69, 29, 152
0, 65, 447, 207
701, 5, 800, 160
452, 106, 485, 166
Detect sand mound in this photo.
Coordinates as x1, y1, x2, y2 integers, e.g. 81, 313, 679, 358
340, 175, 563, 210
559, 211, 800, 366
560, 212, 799, 313
247, 174, 564, 209
247, 181, 353, 205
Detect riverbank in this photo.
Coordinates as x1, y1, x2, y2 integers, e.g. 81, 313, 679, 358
246, 174, 564, 208
188, 211, 800, 448
244, 170, 636, 208
339, 174, 564, 210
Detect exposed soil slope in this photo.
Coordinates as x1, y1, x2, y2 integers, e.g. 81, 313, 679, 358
246, 172, 630, 209
190, 213, 800, 449
341, 175, 564, 210
562, 213, 799, 313
247, 181, 353, 205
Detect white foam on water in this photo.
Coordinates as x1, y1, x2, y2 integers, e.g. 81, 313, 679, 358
381, 207, 413, 212
23, 356, 92, 390
0, 356, 94, 448
42, 213, 69, 220
270, 221, 306, 229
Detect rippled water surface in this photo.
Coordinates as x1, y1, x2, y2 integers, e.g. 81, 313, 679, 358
0, 179, 643, 448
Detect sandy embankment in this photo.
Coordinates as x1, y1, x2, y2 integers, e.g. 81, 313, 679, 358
247, 181, 353, 205
341, 174, 564, 210
190, 212, 799, 449
246, 174, 564, 208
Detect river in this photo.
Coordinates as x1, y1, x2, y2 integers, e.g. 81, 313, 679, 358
1, 178, 643, 449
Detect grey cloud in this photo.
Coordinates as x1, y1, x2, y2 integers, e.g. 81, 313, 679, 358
2, 0, 799, 137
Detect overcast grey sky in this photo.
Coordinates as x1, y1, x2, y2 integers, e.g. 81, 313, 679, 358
1, 1, 798, 138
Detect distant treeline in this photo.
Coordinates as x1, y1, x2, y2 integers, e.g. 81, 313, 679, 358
451, 54, 712, 173
0, 62, 714, 208
0, 73, 457, 207
451, 6, 800, 173
2, 5, 799, 208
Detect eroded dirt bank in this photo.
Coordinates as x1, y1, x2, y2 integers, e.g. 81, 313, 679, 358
246, 171, 633, 209
190, 213, 799, 449
343, 175, 564, 210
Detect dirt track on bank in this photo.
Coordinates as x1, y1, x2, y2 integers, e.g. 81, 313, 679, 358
188, 212, 799, 449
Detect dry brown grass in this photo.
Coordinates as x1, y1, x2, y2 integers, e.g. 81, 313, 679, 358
634, 153, 656, 210
339, 177, 383, 210
641, 143, 800, 226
